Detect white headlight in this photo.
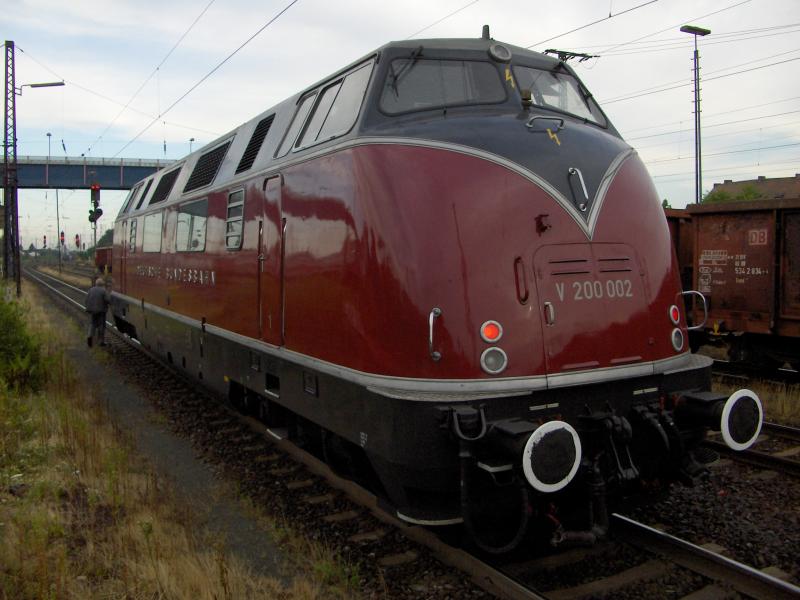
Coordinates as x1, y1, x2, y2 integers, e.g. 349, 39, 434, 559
480, 347, 508, 375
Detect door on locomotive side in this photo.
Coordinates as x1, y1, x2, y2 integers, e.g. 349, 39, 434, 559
258, 174, 285, 346
120, 219, 130, 292
533, 243, 655, 374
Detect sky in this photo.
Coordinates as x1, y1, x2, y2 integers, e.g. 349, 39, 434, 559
3, 0, 799, 249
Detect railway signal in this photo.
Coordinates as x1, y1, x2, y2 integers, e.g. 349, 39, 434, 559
60, 231, 64, 246
75, 234, 80, 248
89, 183, 103, 222
43, 235, 46, 248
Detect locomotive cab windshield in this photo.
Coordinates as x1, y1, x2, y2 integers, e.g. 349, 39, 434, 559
380, 56, 507, 114
513, 65, 606, 126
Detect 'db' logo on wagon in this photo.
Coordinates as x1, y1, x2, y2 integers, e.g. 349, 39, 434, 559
747, 229, 768, 246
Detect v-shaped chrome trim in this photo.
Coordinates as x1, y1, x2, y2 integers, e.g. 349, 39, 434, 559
188, 134, 637, 241
341, 137, 636, 240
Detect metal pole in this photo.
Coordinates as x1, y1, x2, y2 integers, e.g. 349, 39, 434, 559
681, 25, 710, 204
4, 40, 21, 295
693, 38, 701, 204
56, 188, 61, 273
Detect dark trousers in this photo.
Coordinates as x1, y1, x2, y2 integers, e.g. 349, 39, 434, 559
88, 311, 106, 344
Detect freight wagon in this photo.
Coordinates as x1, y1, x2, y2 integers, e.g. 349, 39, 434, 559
683, 198, 800, 369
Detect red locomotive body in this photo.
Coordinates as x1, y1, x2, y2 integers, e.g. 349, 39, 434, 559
110, 34, 761, 550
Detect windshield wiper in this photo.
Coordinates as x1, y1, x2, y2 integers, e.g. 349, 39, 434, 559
389, 45, 424, 97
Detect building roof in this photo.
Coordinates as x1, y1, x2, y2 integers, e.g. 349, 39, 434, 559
710, 174, 800, 200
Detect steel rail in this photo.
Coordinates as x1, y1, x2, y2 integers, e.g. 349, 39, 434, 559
763, 421, 800, 440
712, 359, 800, 385
704, 439, 800, 478
611, 513, 800, 600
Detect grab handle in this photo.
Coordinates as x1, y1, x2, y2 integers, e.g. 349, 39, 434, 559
568, 167, 589, 211
681, 290, 708, 331
526, 115, 564, 131
429, 307, 442, 361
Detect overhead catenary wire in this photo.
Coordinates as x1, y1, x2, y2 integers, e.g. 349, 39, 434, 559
620, 95, 800, 135
602, 47, 800, 104
407, 0, 482, 39
626, 109, 800, 142
644, 141, 800, 165
112, 0, 301, 158
579, 22, 800, 53
584, 0, 752, 57
82, 0, 217, 156
593, 25, 800, 57
633, 119, 800, 153
601, 56, 800, 105
525, 0, 661, 49
17, 47, 220, 138
650, 157, 800, 180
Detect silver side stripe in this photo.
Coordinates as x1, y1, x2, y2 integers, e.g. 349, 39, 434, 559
113, 291, 712, 403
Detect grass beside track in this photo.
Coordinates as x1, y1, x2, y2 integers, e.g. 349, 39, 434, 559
712, 376, 800, 427
0, 281, 359, 599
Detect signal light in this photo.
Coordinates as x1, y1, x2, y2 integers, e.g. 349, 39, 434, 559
75, 234, 80, 248
90, 183, 101, 208
669, 304, 681, 325
60, 231, 65, 246
43, 235, 47, 248
480, 320, 503, 343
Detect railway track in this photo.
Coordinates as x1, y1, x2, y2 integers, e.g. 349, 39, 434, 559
494, 514, 799, 599
23, 266, 800, 599
712, 358, 800, 386
705, 421, 800, 478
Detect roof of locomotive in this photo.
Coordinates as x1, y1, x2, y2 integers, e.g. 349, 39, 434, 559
117, 35, 572, 218
375, 36, 562, 69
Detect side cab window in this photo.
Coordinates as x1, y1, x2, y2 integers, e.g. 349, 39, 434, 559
275, 59, 375, 157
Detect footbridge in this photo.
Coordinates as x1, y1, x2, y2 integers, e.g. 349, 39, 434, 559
3, 155, 174, 190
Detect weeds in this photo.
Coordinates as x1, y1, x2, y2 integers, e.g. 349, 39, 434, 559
0, 282, 342, 599
713, 376, 800, 426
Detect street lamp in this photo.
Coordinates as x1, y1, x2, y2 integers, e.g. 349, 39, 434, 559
17, 81, 65, 94
680, 25, 711, 204
3, 39, 65, 295
189, 137, 195, 152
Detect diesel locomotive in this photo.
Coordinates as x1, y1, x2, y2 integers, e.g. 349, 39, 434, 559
110, 29, 763, 552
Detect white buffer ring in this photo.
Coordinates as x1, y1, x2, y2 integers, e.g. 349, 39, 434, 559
522, 420, 582, 493
720, 388, 763, 451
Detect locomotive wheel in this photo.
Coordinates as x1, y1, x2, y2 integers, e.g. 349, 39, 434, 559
321, 431, 358, 479
462, 467, 530, 555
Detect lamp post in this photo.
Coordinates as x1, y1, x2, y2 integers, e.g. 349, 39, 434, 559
680, 25, 710, 204
3, 39, 64, 295
189, 137, 195, 153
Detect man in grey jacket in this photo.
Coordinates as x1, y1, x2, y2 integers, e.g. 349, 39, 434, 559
85, 278, 111, 347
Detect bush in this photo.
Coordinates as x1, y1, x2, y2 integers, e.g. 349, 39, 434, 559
0, 289, 48, 392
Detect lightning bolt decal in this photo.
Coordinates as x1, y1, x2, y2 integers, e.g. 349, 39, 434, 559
505, 67, 515, 88
547, 128, 561, 146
